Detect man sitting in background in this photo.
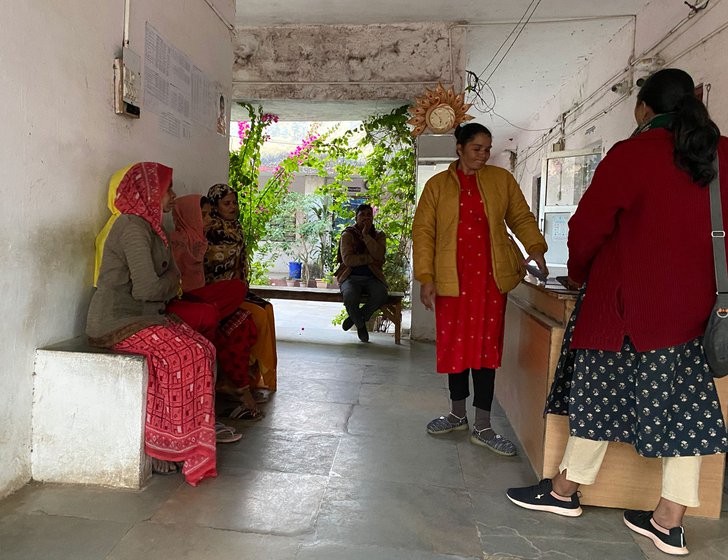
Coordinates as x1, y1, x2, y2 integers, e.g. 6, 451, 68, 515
334, 204, 388, 343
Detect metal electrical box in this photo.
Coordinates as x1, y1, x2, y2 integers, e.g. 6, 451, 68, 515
114, 47, 141, 117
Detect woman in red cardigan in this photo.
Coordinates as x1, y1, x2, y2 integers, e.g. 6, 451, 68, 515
507, 69, 728, 556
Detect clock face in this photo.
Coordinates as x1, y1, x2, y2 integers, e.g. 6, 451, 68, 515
426, 104, 456, 133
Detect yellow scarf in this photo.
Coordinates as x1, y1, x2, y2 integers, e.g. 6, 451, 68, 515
93, 164, 134, 286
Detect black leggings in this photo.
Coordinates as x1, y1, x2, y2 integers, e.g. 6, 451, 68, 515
447, 368, 495, 411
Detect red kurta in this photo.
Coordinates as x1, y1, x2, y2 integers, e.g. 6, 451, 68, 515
435, 170, 507, 373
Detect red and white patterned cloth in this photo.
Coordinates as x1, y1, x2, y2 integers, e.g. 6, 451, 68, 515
114, 321, 217, 486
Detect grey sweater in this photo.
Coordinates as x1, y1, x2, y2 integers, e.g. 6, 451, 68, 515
86, 215, 180, 345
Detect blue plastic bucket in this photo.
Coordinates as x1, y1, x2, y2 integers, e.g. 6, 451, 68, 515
288, 261, 302, 279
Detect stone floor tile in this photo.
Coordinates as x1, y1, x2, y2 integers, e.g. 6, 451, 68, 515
358, 383, 450, 412
346, 405, 435, 438
282, 360, 364, 384
277, 376, 361, 405
151, 470, 327, 535
105, 521, 301, 560
315, 477, 482, 557
215, 427, 340, 476
253, 397, 353, 434
472, 489, 636, 543
362, 368, 448, 389
296, 542, 480, 560
458, 440, 537, 491
0, 477, 181, 524
0, 513, 130, 560
480, 535, 645, 560
277, 343, 345, 365
331, 433, 465, 488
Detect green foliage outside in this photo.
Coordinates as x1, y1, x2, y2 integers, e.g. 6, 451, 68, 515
228, 103, 322, 284
228, 104, 416, 301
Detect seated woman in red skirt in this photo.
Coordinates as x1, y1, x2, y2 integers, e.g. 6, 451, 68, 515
87, 162, 217, 486
171, 194, 262, 419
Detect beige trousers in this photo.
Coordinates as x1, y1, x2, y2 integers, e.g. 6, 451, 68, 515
559, 436, 702, 508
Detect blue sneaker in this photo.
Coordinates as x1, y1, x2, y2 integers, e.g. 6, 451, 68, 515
506, 479, 582, 517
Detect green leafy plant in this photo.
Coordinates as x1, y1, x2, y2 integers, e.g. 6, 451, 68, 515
228, 103, 322, 268
265, 192, 334, 285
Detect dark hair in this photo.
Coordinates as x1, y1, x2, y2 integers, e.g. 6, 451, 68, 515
454, 123, 492, 146
354, 203, 376, 235
638, 68, 720, 186
199, 196, 211, 207
355, 203, 373, 215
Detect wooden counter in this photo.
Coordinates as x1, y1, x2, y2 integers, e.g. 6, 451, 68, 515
496, 280, 728, 518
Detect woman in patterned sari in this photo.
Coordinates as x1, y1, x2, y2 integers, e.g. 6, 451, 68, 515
87, 162, 217, 486
204, 184, 278, 393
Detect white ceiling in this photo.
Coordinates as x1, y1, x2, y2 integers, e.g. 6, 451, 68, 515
233, 0, 651, 143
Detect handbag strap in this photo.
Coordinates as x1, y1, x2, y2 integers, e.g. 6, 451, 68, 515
709, 154, 728, 294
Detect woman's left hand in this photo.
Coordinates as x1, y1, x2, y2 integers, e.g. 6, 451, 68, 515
525, 252, 549, 277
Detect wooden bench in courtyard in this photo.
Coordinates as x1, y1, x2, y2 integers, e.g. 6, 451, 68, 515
250, 285, 405, 344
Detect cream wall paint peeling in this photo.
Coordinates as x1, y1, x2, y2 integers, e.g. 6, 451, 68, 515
233, 23, 465, 102
0, 0, 234, 498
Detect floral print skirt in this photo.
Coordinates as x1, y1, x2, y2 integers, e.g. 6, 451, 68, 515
546, 294, 728, 458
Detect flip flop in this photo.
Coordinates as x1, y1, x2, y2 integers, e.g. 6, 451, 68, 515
223, 405, 264, 421
215, 422, 243, 443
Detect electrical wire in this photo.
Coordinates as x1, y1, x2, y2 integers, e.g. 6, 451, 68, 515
490, 110, 553, 132
465, 0, 546, 133
482, 0, 543, 84
476, 0, 539, 80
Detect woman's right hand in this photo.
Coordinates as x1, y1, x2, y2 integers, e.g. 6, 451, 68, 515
420, 282, 436, 311
566, 276, 583, 290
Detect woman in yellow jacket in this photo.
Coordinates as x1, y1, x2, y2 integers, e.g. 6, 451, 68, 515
413, 123, 547, 456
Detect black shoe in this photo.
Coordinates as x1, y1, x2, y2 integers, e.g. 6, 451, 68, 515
623, 510, 688, 556
342, 316, 354, 331
357, 325, 369, 343
506, 479, 582, 517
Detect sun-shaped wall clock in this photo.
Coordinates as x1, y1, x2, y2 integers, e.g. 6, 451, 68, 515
407, 83, 474, 136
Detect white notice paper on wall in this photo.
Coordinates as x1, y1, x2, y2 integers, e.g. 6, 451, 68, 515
144, 23, 217, 137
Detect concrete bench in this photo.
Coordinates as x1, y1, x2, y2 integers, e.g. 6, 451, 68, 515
32, 337, 151, 489
250, 285, 406, 344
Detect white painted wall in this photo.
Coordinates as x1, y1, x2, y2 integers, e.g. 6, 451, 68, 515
0, 0, 235, 498
510, 1, 728, 207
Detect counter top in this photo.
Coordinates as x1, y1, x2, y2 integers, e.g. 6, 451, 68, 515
520, 276, 579, 300
508, 278, 577, 327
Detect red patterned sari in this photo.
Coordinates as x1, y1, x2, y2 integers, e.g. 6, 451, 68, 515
114, 322, 217, 485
